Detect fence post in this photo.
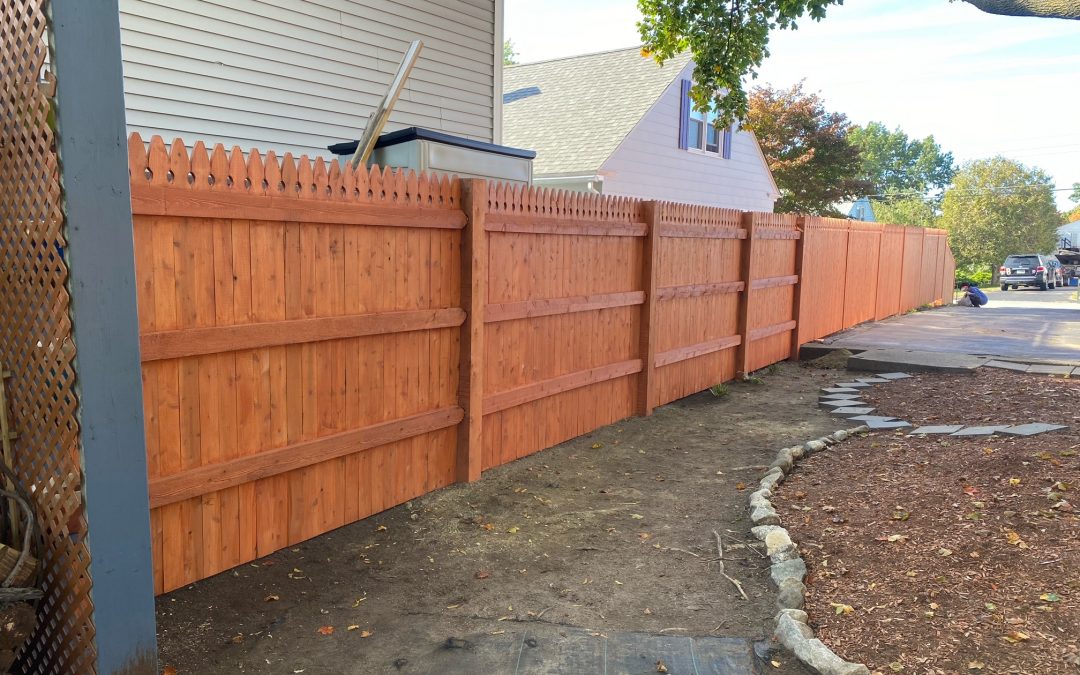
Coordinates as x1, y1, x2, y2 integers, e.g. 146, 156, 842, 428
637, 201, 661, 415
735, 212, 757, 378
789, 216, 809, 361
456, 178, 487, 482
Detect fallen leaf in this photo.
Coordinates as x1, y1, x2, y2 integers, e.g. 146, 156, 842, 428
1004, 530, 1028, 548
938, 548, 952, 557
375, 525, 387, 532
163, 667, 177, 675
347, 624, 360, 631
1001, 631, 1030, 643
351, 597, 367, 608
968, 661, 985, 670
963, 486, 979, 496
481, 523, 495, 531
830, 602, 854, 615
735, 482, 747, 490
643, 607, 652, 615
231, 633, 244, 644
656, 659, 668, 673
985, 603, 997, 611
360, 630, 373, 638
475, 570, 491, 580
1039, 592, 1061, 602
317, 626, 334, 636
771, 660, 782, 669
446, 604, 461, 609
889, 662, 904, 672
265, 594, 280, 602
591, 442, 603, 449
1009, 478, 1021, 486
630, 514, 644, 520
793, 490, 806, 499
507, 526, 520, 534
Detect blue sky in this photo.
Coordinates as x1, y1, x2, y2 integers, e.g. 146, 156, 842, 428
505, 0, 1080, 209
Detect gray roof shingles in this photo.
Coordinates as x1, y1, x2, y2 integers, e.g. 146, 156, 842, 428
502, 47, 692, 177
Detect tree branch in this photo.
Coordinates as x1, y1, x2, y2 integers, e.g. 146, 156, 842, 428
961, 0, 1080, 19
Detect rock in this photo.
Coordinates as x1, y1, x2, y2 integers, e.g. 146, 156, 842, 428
770, 557, 806, 587
789, 445, 805, 460
776, 608, 808, 624
764, 528, 793, 556
750, 487, 772, 500
770, 548, 801, 564
760, 472, 783, 492
776, 578, 806, 609
751, 505, 781, 526
751, 525, 783, 541
750, 492, 772, 510
771, 449, 794, 474
832, 429, 849, 442
850, 425, 869, 434
774, 612, 814, 648
793, 639, 871, 675
804, 439, 826, 454
820, 436, 837, 446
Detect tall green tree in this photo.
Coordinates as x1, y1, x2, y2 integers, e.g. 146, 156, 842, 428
848, 122, 955, 197
638, 1, 1080, 124
872, 193, 940, 228
503, 39, 517, 66
744, 82, 868, 215
941, 157, 1061, 283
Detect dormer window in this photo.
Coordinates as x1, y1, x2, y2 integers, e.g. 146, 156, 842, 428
678, 79, 733, 159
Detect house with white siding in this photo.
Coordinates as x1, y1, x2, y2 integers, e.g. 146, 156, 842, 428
117, 0, 503, 157
501, 47, 779, 212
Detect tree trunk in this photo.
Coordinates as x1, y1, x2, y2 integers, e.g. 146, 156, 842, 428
962, 0, 1080, 19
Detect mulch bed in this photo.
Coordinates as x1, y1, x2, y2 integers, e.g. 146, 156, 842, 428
860, 368, 1080, 428
776, 370, 1080, 673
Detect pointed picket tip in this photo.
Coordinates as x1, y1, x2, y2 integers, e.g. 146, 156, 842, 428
229, 146, 247, 190
246, 148, 265, 194
190, 141, 210, 189
127, 133, 147, 179
147, 136, 169, 186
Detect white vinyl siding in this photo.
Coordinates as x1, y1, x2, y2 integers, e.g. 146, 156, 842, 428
600, 63, 778, 212
119, 0, 498, 158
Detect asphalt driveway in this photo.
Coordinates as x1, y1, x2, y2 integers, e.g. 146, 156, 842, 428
822, 286, 1080, 363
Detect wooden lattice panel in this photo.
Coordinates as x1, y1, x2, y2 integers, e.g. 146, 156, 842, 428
0, 0, 97, 672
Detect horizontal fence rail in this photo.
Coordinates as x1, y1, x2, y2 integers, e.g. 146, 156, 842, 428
128, 135, 953, 593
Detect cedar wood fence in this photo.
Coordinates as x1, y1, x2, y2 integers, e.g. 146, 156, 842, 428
127, 134, 955, 593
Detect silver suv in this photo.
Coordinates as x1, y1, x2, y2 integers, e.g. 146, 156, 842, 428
999, 254, 1063, 290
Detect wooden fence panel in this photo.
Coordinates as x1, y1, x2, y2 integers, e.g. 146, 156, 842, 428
480, 185, 645, 470
899, 227, 925, 312
744, 213, 800, 372
653, 204, 743, 406
875, 225, 905, 320
919, 231, 941, 305
130, 135, 464, 593
799, 218, 850, 341
842, 222, 882, 327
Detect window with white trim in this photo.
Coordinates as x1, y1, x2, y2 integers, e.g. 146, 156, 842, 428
678, 78, 733, 159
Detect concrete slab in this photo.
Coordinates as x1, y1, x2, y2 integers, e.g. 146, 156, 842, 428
876, 372, 913, 380
847, 349, 987, 374
821, 387, 861, 394
984, 360, 1030, 372
820, 393, 863, 400
855, 377, 890, 384
951, 426, 1011, 436
865, 419, 912, 430
999, 423, 1069, 436
848, 415, 898, 422
833, 381, 872, 388
1025, 363, 1074, 376
909, 425, 965, 435
820, 399, 867, 408
831, 407, 876, 416
1074, 367, 1080, 378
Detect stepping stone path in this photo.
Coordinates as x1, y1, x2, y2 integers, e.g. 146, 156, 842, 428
818, 373, 1069, 438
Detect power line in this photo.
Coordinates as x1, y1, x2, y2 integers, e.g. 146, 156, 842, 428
869, 184, 1078, 200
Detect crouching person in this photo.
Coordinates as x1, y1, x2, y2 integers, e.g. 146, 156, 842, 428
957, 283, 988, 307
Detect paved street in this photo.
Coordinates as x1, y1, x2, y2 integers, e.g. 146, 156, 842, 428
823, 287, 1080, 363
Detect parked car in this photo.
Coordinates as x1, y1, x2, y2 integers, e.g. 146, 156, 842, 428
999, 254, 1063, 290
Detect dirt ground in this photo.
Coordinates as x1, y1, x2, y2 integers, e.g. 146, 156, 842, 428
156, 363, 848, 674
778, 371, 1080, 674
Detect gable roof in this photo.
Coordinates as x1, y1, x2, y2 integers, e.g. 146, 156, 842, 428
502, 47, 693, 177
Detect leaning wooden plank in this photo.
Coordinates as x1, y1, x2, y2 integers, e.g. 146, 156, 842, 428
748, 320, 798, 342
749, 274, 799, 290
655, 281, 745, 301
129, 185, 465, 229
141, 307, 466, 361
485, 291, 646, 323
654, 335, 742, 368
482, 359, 643, 416
149, 406, 465, 508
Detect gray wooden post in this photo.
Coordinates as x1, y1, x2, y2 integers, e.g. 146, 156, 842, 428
49, 1, 158, 672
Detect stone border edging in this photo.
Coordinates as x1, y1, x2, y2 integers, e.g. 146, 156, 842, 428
748, 426, 872, 675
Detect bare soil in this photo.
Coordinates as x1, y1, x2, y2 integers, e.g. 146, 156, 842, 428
156, 363, 848, 674
778, 370, 1080, 674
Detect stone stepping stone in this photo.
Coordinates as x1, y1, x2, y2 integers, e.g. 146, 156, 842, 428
1026, 364, 1074, 376
820, 393, 863, 400
834, 382, 871, 388
865, 418, 912, 429
848, 414, 898, 422
877, 372, 912, 380
820, 399, 867, 408
821, 387, 861, 394
999, 423, 1068, 436
908, 425, 964, 435
855, 377, 889, 384
951, 426, 1011, 436
831, 407, 875, 416
984, 360, 1028, 372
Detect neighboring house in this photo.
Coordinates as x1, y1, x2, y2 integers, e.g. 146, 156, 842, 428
836, 197, 877, 221
117, 0, 503, 157
501, 47, 779, 211
1058, 221, 1080, 249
